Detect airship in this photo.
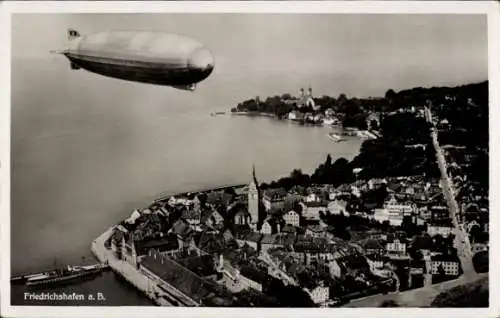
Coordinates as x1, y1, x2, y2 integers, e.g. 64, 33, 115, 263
53, 29, 215, 91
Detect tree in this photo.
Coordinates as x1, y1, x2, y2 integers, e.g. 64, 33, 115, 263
472, 251, 488, 273
436, 264, 446, 282
224, 187, 236, 197
385, 89, 396, 100
469, 225, 482, 244
401, 215, 416, 236
431, 277, 488, 307
325, 154, 332, 169
409, 249, 423, 262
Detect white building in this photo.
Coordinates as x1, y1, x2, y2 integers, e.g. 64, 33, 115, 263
300, 202, 328, 221
261, 221, 273, 235
373, 208, 403, 227
386, 239, 407, 255
328, 200, 347, 215
283, 210, 300, 227
384, 195, 415, 216
248, 166, 260, 229
308, 284, 329, 305
430, 256, 460, 276
306, 193, 321, 203
365, 255, 385, 273
427, 223, 453, 238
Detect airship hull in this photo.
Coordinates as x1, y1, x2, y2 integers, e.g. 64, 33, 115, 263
64, 52, 212, 86
59, 30, 214, 89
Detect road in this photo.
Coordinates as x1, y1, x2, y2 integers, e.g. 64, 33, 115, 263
91, 227, 183, 306
426, 106, 474, 276
342, 108, 483, 307
343, 272, 488, 307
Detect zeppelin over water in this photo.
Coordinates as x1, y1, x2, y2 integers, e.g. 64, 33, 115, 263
52, 29, 215, 91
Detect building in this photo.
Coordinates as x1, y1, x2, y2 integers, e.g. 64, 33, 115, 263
140, 251, 211, 306
358, 238, 385, 255
308, 283, 329, 305
297, 87, 316, 109
238, 266, 270, 292
373, 208, 403, 227
305, 193, 321, 203
411, 235, 434, 257
261, 217, 283, 235
384, 195, 415, 216
300, 201, 328, 221
169, 218, 196, 250
305, 225, 326, 238
365, 254, 386, 272
248, 165, 260, 230
430, 254, 460, 276
466, 220, 480, 233
283, 210, 300, 227
235, 232, 262, 251
182, 208, 201, 227
427, 220, 453, 238
430, 206, 449, 221
386, 239, 407, 255
471, 243, 488, 254
234, 208, 251, 226
329, 254, 370, 278
328, 200, 347, 215
262, 188, 288, 212
201, 207, 224, 228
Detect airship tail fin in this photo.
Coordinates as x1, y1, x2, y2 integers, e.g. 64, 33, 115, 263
70, 62, 81, 70
68, 29, 81, 41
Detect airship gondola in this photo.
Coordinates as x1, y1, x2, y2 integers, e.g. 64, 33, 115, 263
53, 29, 214, 91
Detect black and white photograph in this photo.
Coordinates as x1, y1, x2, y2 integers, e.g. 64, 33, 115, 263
0, 1, 498, 318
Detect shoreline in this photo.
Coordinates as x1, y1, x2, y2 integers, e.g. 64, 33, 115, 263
90, 227, 172, 306
230, 111, 277, 118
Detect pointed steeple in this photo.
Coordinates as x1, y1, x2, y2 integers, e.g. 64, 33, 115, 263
248, 164, 260, 230
252, 164, 258, 185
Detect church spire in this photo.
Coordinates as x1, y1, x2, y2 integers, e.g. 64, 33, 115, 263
252, 164, 257, 183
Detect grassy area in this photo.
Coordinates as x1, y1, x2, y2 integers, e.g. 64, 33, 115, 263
431, 276, 488, 307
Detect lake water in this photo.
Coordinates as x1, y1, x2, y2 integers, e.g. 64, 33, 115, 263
10, 58, 363, 305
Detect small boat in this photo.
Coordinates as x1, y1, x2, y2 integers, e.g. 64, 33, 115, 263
328, 132, 345, 142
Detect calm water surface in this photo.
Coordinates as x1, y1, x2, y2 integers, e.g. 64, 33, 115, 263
11, 58, 363, 305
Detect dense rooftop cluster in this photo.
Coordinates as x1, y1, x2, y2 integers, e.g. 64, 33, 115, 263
105, 81, 488, 307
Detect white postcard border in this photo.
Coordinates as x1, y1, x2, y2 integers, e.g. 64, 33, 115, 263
1, 1, 499, 318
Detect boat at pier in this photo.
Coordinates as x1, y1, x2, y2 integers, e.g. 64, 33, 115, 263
12, 263, 109, 287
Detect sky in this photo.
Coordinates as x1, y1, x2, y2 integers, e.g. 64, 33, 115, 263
12, 13, 487, 99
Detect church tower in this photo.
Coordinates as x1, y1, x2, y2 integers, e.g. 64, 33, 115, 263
248, 165, 260, 230
307, 87, 313, 98
299, 88, 305, 99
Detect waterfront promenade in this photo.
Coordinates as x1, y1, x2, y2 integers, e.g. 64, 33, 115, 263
91, 228, 173, 306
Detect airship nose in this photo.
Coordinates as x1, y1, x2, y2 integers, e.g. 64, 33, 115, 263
188, 47, 214, 74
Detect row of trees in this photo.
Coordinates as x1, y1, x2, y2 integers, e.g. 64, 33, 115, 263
260, 81, 487, 190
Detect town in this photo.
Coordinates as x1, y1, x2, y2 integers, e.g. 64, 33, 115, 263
93, 81, 489, 307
